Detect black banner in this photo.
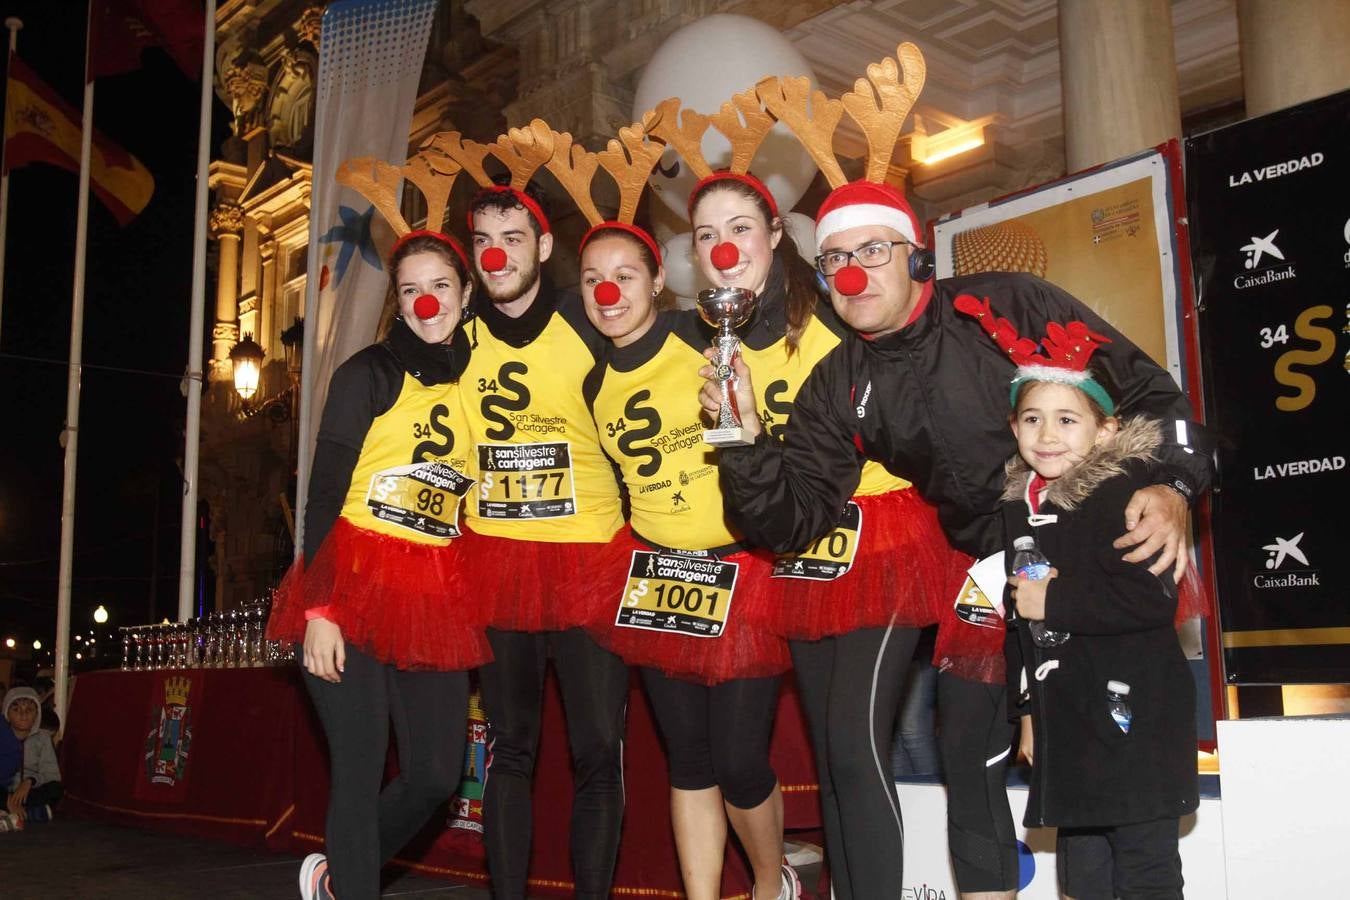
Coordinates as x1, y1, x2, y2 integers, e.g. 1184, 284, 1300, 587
1187, 90, 1350, 683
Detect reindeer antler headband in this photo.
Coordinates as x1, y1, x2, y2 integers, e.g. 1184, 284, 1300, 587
954, 294, 1116, 414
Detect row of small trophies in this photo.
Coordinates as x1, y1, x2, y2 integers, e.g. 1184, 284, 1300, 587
118, 597, 288, 670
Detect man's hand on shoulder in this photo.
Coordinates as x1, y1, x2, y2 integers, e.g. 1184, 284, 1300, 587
1113, 484, 1190, 582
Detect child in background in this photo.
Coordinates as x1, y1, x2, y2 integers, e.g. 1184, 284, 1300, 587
960, 299, 1197, 900
3, 687, 63, 830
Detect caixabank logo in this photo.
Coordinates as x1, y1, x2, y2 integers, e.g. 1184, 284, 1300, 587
1234, 228, 1296, 290
1253, 532, 1320, 589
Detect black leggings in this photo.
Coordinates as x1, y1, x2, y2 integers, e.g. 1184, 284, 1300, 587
790, 624, 920, 900
640, 669, 781, 810
478, 628, 629, 900
302, 645, 469, 900
938, 672, 1020, 892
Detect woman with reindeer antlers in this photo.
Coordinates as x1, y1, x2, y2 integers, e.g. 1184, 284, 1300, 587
267, 221, 487, 900
554, 121, 801, 900
650, 57, 960, 898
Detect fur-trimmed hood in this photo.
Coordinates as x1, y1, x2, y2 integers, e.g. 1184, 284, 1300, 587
1001, 416, 1162, 511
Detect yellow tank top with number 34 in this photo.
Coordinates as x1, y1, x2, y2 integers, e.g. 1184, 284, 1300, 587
341, 374, 475, 545
591, 321, 738, 551
460, 307, 623, 543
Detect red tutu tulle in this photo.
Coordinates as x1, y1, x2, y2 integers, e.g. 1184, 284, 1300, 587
265, 517, 492, 671
932, 548, 1006, 685
1175, 564, 1210, 625
764, 488, 951, 639
585, 527, 791, 685
454, 527, 615, 632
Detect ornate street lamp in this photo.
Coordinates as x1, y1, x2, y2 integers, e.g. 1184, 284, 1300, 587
230, 333, 265, 401
280, 318, 304, 381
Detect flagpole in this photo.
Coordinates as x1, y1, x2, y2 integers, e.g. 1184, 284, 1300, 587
178, 0, 217, 623
55, 14, 98, 733
0, 17, 22, 350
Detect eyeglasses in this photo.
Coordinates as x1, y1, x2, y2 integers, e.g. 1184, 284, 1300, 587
815, 239, 913, 276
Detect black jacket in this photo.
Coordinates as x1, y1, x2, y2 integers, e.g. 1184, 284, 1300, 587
1002, 417, 1198, 828
718, 272, 1212, 558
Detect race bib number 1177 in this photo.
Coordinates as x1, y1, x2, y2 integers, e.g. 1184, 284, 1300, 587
476, 441, 577, 520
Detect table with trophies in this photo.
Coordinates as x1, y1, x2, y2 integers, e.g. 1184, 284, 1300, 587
57, 595, 825, 895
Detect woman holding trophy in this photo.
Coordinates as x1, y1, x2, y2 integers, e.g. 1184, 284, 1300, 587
684, 164, 953, 899
556, 120, 801, 900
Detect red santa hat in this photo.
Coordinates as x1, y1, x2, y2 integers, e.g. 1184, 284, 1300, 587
814, 180, 921, 254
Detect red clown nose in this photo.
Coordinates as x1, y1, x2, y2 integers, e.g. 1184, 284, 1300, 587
480, 247, 508, 272
710, 242, 739, 270
835, 265, 868, 297
594, 281, 621, 306
412, 294, 440, 319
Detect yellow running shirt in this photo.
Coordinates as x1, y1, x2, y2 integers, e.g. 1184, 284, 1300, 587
339, 372, 475, 546
584, 311, 738, 550
459, 287, 623, 542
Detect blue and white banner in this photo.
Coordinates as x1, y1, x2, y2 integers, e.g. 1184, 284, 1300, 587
296, 0, 438, 553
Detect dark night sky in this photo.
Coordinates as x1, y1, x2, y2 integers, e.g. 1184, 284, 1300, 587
1, 1, 230, 665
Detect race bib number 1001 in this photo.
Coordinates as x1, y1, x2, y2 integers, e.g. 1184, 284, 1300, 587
772, 502, 862, 581
616, 551, 738, 638
476, 441, 577, 519
366, 461, 474, 538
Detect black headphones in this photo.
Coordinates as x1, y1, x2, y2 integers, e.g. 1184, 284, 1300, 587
908, 246, 936, 282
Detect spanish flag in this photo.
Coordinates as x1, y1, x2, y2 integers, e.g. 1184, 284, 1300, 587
3, 54, 154, 225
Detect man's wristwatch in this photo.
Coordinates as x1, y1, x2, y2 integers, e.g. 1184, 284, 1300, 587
1158, 476, 1194, 503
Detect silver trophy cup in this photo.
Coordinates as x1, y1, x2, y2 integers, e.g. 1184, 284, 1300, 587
697, 286, 758, 446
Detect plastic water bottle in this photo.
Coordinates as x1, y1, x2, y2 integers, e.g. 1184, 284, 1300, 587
1011, 536, 1070, 647
1107, 680, 1132, 734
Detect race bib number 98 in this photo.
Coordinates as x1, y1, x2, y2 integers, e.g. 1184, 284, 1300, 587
616, 551, 738, 638
476, 441, 577, 519
772, 502, 862, 581
367, 461, 474, 538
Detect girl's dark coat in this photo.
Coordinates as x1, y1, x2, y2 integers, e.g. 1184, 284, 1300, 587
1002, 417, 1198, 828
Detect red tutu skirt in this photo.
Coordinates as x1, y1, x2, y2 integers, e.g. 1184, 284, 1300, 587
265, 517, 492, 671
932, 548, 1006, 685
585, 527, 791, 685
764, 488, 951, 639
454, 526, 614, 632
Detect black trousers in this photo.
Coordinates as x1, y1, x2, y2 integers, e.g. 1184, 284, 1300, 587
790, 624, 920, 900
640, 669, 781, 810
478, 628, 629, 900
1058, 817, 1184, 899
302, 645, 469, 900
938, 672, 1020, 893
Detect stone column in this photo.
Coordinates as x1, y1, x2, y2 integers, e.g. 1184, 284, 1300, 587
1238, 0, 1350, 117
209, 203, 245, 375
1058, 0, 1182, 172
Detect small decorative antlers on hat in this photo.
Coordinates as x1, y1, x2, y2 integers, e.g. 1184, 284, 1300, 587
953, 293, 1111, 372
